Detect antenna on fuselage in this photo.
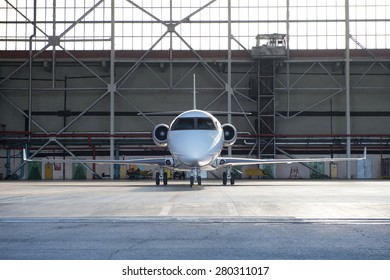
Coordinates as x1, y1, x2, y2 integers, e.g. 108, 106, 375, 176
193, 73, 196, 110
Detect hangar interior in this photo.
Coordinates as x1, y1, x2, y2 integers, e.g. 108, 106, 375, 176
1, 0, 390, 180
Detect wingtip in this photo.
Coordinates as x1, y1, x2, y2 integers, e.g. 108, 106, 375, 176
364, 146, 367, 160
23, 148, 27, 161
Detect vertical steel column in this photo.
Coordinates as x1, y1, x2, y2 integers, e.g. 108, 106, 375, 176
227, 0, 233, 157
28, 0, 37, 141
286, 0, 290, 117
169, 0, 173, 89
110, 0, 116, 179
52, 0, 56, 88
345, 0, 352, 178
257, 59, 261, 159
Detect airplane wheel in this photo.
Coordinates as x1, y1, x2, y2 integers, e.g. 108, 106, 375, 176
222, 172, 227, 185
155, 172, 160, 185
197, 176, 202, 185
230, 174, 235, 185
190, 176, 194, 188
163, 172, 168, 185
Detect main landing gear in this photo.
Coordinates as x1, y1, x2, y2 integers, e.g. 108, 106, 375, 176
155, 167, 202, 188
155, 172, 168, 185
222, 166, 235, 186
155, 167, 234, 187
155, 167, 168, 186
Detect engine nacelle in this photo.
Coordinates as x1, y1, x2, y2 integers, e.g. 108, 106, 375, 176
153, 124, 169, 147
222, 124, 237, 147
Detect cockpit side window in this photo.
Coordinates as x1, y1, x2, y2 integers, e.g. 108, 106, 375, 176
171, 118, 194, 130
197, 118, 216, 130
171, 117, 216, 130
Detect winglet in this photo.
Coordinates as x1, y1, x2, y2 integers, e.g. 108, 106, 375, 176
363, 146, 367, 160
23, 148, 27, 161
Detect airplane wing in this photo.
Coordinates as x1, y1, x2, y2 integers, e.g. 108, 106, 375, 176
58, 158, 172, 167
23, 150, 172, 167
217, 148, 367, 167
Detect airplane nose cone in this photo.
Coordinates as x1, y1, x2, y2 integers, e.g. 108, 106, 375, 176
179, 155, 209, 167
168, 130, 223, 167
175, 141, 213, 166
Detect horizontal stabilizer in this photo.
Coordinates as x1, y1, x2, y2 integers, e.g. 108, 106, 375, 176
138, 111, 251, 116
138, 111, 185, 116
207, 111, 251, 116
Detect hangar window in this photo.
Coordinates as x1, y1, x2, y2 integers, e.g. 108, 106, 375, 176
1, 0, 390, 50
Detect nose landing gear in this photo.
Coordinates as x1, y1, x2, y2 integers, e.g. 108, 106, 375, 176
189, 168, 202, 188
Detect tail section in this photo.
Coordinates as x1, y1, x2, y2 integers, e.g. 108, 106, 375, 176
193, 73, 196, 110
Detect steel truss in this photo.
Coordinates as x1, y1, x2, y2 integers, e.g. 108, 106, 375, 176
0, 0, 257, 179
1, 1, 390, 179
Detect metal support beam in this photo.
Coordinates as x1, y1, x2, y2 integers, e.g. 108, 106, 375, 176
174, 32, 226, 87
125, 0, 167, 27
58, 0, 105, 39
9, 139, 51, 178
176, 0, 217, 26
109, 0, 115, 180
28, 0, 37, 141
0, 92, 49, 135
116, 31, 169, 88
56, 91, 109, 134
58, 46, 108, 85
53, 139, 101, 179
345, 0, 352, 179
227, 0, 232, 157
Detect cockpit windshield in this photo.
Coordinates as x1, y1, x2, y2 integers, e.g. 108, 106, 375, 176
171, 117, 216, 130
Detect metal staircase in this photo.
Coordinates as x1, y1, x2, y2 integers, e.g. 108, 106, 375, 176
251, 34, 287, 159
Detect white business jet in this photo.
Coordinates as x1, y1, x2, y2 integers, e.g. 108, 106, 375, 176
24, 74, 366, 187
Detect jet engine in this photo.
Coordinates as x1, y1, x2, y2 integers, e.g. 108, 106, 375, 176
222, 124, 237, 147
153, 124, 169, 147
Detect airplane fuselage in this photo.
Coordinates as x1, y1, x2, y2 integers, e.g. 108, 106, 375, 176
167, 110, 224, 171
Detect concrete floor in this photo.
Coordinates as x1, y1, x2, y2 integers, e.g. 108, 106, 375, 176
1, 180, 390, 260
0, 180, 389, 219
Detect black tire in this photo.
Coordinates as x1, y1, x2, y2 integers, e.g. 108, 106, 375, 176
230, 173, 235, 185
190, 176, 194, 188
222, 172, 227, 185
163, 172, 168, 185
156, 172, 160, 185
197, 176, 202, 185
